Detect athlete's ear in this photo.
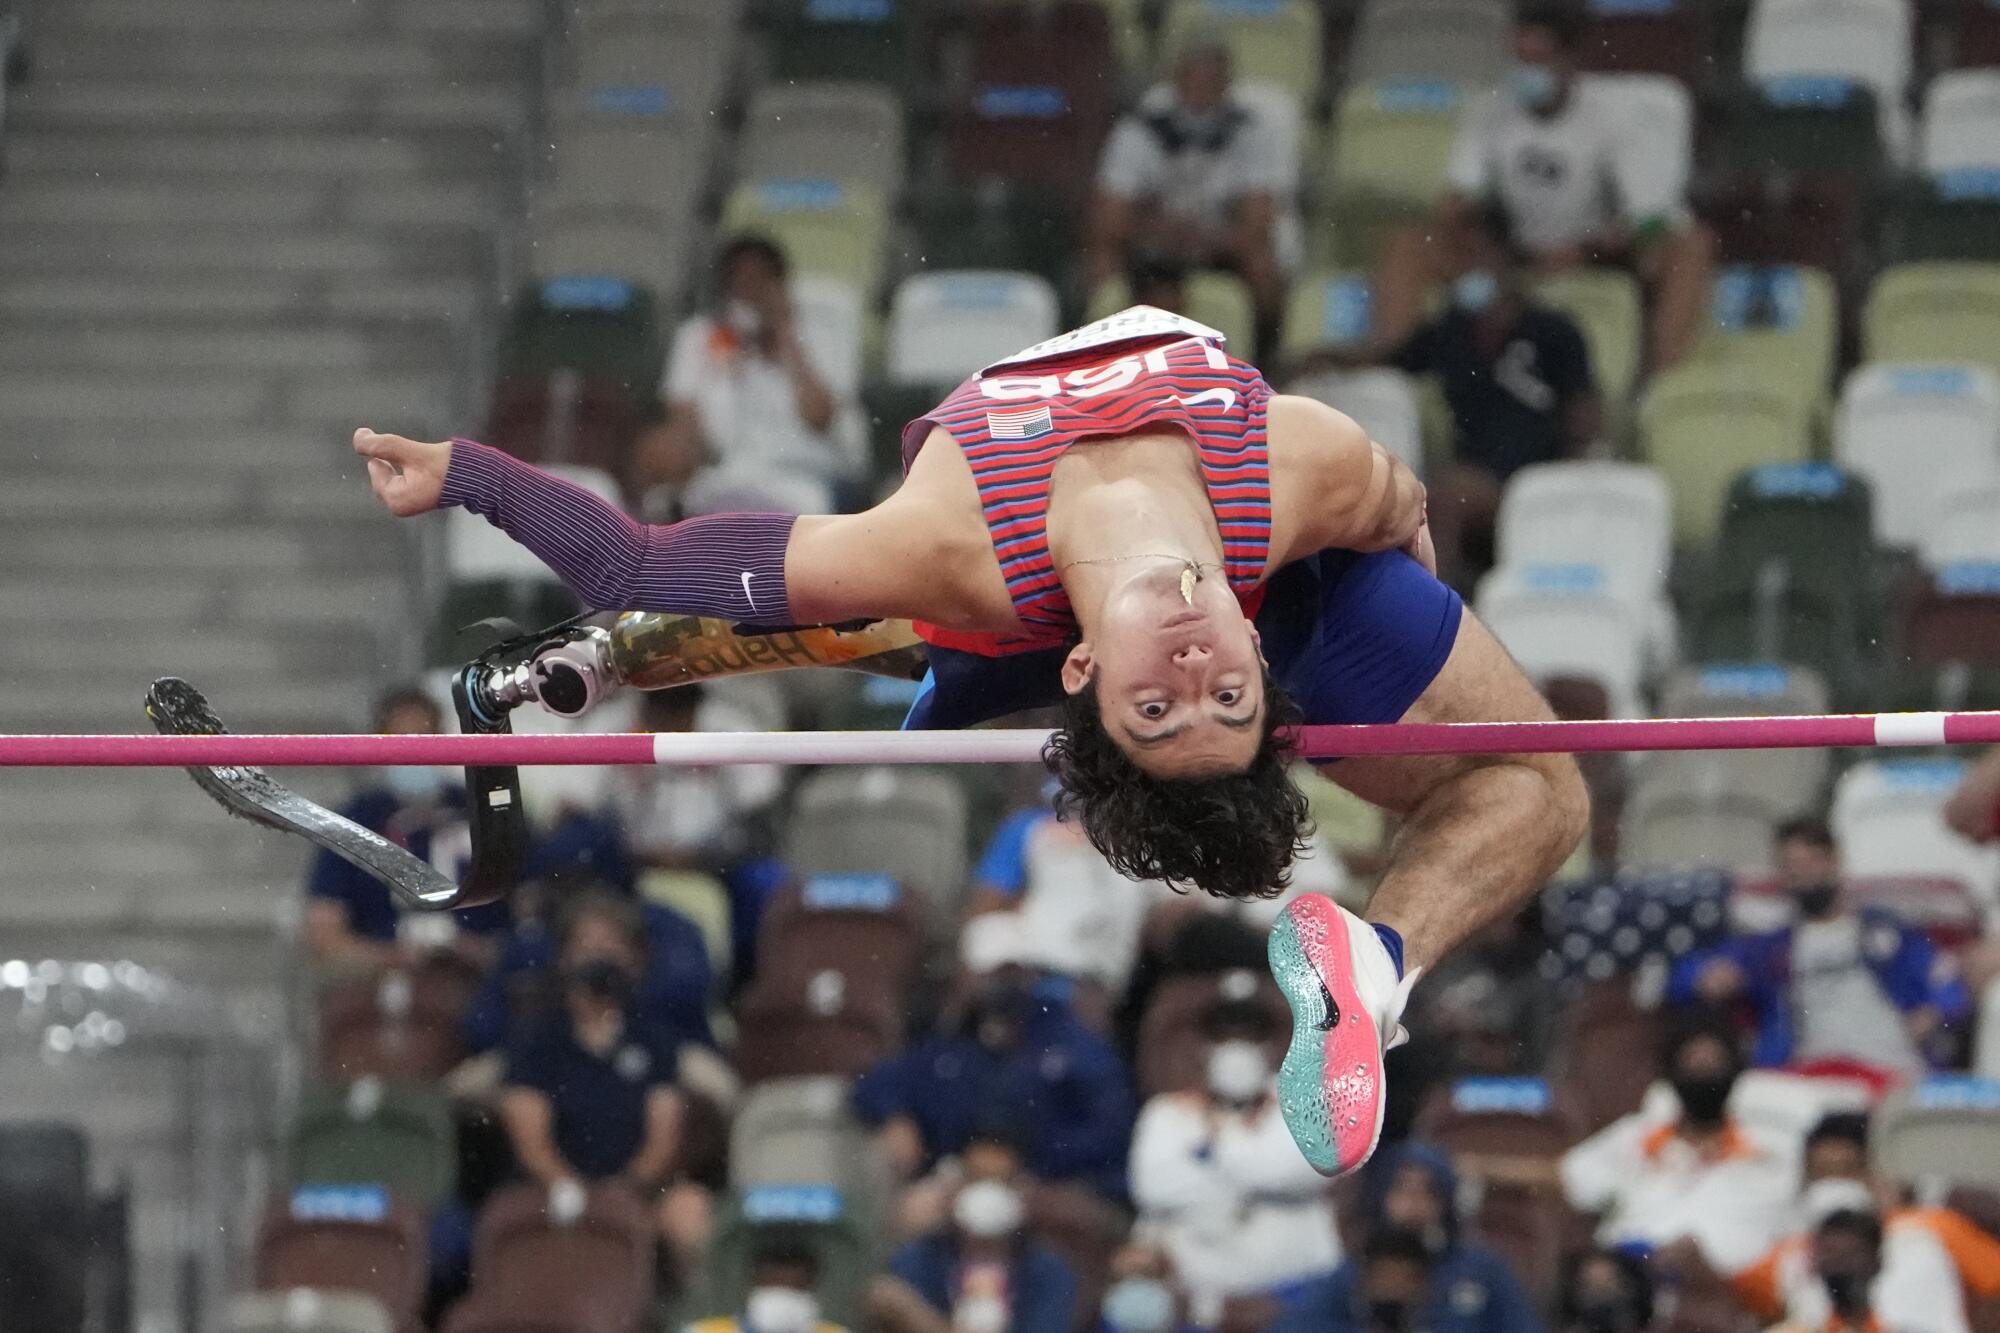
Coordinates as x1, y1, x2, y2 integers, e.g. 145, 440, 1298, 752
1249, 624, 1265, 666
1061, 643, 1094, 696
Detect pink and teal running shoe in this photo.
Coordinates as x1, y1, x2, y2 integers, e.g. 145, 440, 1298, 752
1268, 894, 1421, 1176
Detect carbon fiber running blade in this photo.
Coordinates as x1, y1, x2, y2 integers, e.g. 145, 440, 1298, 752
143, 677, 466, 910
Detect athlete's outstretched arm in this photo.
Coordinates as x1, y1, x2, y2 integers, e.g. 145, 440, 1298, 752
354, 430, 940, 625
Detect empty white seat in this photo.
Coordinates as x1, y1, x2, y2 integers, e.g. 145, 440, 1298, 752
1834, 363, 2000, 551
1473, 566, 1649, 716
1929, 485, 2000, 567
1580, 74, 1694, 214
1285, 367, 1423, 476
1833, 758, 2000, 915
528, 201, 694, 293
792, 275, 866, 397
546, 110, 713, 220
1744, 0, 1914, 158
1496, 461, 1673, 595
222, 1290, 395, 1333
1922, 69, 2000, 178
886, 271, 1060, 386
568, 13, 735, 111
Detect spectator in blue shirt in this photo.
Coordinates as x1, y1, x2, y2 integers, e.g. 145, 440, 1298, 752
867, 1128, 1078, 1333
852, 956, 1136, 1202
304, 685, 506, 967
1274, 1141, 1544, 1333
1669, 816, 1970, 1076
500, 888, 711, 1269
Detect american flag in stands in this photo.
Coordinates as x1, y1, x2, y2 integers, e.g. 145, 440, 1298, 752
1541, 871, 1733, 982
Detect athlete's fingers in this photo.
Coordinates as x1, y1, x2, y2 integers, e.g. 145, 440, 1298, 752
353, 428, 418, 466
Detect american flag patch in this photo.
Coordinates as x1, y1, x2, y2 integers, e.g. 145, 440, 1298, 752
985, 406, 1055, 440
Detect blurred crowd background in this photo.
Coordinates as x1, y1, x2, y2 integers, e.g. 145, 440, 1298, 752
6, 0, 2000, 1330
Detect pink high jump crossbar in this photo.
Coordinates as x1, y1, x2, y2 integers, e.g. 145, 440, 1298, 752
3, 711, 2000, 767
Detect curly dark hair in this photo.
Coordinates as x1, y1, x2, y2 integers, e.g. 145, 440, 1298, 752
1043, 670, 1314, 901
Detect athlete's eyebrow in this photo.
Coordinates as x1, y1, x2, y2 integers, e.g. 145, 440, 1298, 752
1216, 711, 1258, 731
1125, 719, 1191, 748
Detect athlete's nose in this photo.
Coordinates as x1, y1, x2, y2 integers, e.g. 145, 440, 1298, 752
1172, 644, 1212, 665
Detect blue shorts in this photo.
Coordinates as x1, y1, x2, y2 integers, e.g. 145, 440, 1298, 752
902, 549, 1462, 733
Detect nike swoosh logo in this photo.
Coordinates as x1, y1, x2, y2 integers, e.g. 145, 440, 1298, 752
1175, 388, 1237, 411
740, 571, 757, 610
1317, 979, 1340, 1032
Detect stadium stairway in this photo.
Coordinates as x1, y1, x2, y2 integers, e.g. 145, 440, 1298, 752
0, 2, 544, 1320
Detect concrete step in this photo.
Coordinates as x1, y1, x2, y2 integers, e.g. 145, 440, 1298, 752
0, 681, 372, 736
2, 227, 481, 280
44, 0, 542, 38
0, 369, 452, 431
0, 423, 360, 476
0, 322, 448, 376
0, 272, 482, 330
43, 32, 528, 84
0, 568, 402, 631
7, 129, 494, 183
12, 78, 527, 136
0, 178, 497, 232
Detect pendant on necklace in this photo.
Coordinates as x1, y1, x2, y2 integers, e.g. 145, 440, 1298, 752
1180, 564, 1198, 606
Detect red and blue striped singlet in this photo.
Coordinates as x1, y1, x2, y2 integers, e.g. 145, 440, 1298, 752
899, 309, 1274, 657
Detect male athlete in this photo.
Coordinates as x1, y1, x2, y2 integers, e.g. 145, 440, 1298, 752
356, 307, 1587, 1175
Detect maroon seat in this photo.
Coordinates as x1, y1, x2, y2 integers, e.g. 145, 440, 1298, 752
1134, 969, 1288, 1099
1576, 6, 1713, 81
946, 1, 1114, 191
316, 970, 466, 1083
483, 369, 645, 481
255, 1193, 427, 1331
1703, 180, 1867, 276
1955, 0, 2000, 65
450, 1182, 654, 1333
1554, 979, 1662, 1135
1904, 585, 2000, 667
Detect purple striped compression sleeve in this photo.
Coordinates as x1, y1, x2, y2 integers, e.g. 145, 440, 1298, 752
437, 438, 800, 623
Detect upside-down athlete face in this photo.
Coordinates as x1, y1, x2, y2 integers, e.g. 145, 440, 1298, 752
1061, 563, 1266, 778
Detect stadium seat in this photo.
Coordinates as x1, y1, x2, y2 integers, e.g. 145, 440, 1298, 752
908, 185, 1080, 287
722, 181, 890, 298
1473, 565, 1650, 716
1743, 0, 1913, 158
1619, 769, 1787, 871
1089, 272, 1257, 359
785, 766, 969, 924
289, 1081, 456, 1215
702, 1186, 872, 1328
1574, 0, 1712, 81
316, 969, 468, 1083
1347, 0, 1509, 86
1927, 484, 2000, 568
1835, 363, 2000, 551
1554, 979, 1663, 1133
734, 881, 914, 1082
495, 279, 663, 403
568, 9, 737, 107
528, 201, 692, 307
1639, 364, 1816, 548
792, 275, 868, 398
545, 97, 714, 221
1655, 663, 1832, 814
1285, 367, 1424, 475
0, 1122, 90, 1333
1865, 263, 2000, 375
1710, 463, 1875, 617
1533, 266, 1645, 409
1833, 758, 2000, 909
483, 370, 646, 477
740, 83, 906, 198
1716, 79, 1884, 197
1495, 461, 1672, 599
948, 1, 1116, 192
1888, 186, 2000, 265
1690, 265, 1839, 412
1279, 268, 1378, 357
1136, 967, 1289, 1098
757, 873, 925, 1014
1904, 562, 2000, 668
885, 271, 1061, 387
222, 1290, 396, 1333
767, 0, 913, 88
1923, 70, 2000, 179
450, 1182, 653, 1333
256, 1187, 427, 1330
1872, 1076, 2000, 1190
1959, 0, 2000, 68
729, 1076, 893, 1239
1317, 81, 1465, 267
1157, 0, 1324, 107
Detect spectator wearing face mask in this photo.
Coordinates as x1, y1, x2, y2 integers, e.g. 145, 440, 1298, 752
305, 685, 507, 969
499, 890, 711, 1267
1126, 998, 1342, 1326
1086, 31, 1298, 351
1732, 1114, 2000, 1331
1323, 1228, 1438, 1333
1554, 1247, 1658, 1333
1670, 816, 1970, 1080
1275, 1141, 1541, 1333
1371, 2, 1713, 374
1097, 1247, 1202, 1333
1560, 1015, 1797, 1272
852, 958, 1136, 1203
867, 1130, 1078, 1333
685, 1234, 849, 1333
633, 233, 866, 518
1763, 1209, 1925, 1333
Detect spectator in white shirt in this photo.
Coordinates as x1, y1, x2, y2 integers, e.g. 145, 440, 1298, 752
1128, 997, 1341, 1327
1372, 3, 1713, 374
1560, 1016, 1797, 1273
634, 234, 865, 518
605, 685, 783, 876
1087, 32, 1296, 350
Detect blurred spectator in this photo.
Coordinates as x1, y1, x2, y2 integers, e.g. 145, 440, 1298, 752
1297, 1227, 1439, 1333
1372, 3, 1712, 374
1086, 32, 1295, 348
607, 685, 784, 878
633, 233, 864, 517
1099, 1246, 1202, 1333
305, 684, 505, 969
853, 950, 1135, 1202
1329, 203, 1598, 588
1128, 998, 1342, 1326
1553, 1247, 1659, 1333
1733, 1113, 2000, 1329
967, 782, 1152, 1007
867, 1129, 1078, 1333
466, 880, 713, 1055
1766, 1209, 1924, 1333
686, 1232, 850, 1333
1400, 899, 1559, 1091
1669, 816, 1970, 1078
498, 889, 711, 1263
1273, 1143, 1542, 1333
1560, 1014, 1796, 1271
1128, 257, 1193, 317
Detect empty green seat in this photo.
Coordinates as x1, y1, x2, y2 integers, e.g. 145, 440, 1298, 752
288, 1081, 456, 1214
1316, 80, 1464, 267
1688, 265, 1838, 413
1865, 263, 2000, 376
494, 279, 663, 403
1639, 364, 1816, 549
767, 0, 912, 88
697, 1186, 874, 1327
1533, 267, 1644, 410
723, 181, 891, 298
908, 186, 1080, 288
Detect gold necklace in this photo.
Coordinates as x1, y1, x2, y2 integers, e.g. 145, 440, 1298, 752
1055, 554, 1223, 604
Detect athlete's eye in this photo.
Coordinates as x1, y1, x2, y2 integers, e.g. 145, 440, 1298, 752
1215, 688, 1242, 706
1140, 701, 1170, 720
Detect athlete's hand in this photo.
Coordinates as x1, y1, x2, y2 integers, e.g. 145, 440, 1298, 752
354, 428, 451, 516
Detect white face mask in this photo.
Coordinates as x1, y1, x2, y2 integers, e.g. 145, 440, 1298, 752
1206, 1039, 1271, 1103
725, 297, 764, 340
953, 1179, 1025, 1239
955, 1294, 1009, 1333
381, 764, 451, 804
744, 1285, 819, 1333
